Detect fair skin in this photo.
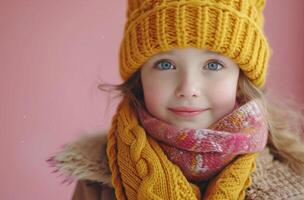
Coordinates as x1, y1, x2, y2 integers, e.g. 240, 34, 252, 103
140, 48, 240, 129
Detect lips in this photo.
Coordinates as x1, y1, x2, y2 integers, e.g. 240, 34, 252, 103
168, 106, 210, 117
168, 106, 209, 112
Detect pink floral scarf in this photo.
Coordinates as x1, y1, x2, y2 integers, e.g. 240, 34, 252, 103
137, 100, 268, 182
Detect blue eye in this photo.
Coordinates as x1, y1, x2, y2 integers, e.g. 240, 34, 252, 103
206, 61, 224, 71
155, 60, 175, 70
153, 59, 224, 71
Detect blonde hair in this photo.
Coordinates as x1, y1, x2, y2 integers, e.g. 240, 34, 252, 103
98, 69, 304, 176
237, 71, 304, 175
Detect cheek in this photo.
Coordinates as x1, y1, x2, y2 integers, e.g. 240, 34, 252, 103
207, 81, 238, 117
142, 79, 172, 113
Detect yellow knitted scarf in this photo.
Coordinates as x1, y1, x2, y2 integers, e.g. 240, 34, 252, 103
107, 98, 258, 200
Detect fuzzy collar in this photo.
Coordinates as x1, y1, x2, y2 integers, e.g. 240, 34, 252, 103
48, 132, 112, 187
47, 133, 304, 200
48, 132, 277, 189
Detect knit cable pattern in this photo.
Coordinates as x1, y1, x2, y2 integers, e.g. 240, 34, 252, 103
106, 97, 258, 200
107, 98, 199, 199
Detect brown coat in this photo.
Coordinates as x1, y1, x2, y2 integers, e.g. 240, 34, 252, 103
72, 181, 115, 200
51, 133, 304, 200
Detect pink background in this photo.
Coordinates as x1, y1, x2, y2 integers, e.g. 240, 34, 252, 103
1, 1, 303, 199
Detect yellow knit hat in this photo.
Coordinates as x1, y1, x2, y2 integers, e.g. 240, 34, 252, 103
119, 0, 271, 87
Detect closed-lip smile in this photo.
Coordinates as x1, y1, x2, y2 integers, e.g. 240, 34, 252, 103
168, 106, 209, 112
168, 106, 210, 117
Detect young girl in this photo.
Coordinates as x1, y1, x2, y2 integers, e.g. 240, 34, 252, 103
48, 0, 304, 199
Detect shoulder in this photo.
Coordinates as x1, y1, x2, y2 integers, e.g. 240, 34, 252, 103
246, 146, 304, 199
47, 130, 112, 187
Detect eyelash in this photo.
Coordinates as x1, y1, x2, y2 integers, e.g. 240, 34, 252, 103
153, 59, 225, 71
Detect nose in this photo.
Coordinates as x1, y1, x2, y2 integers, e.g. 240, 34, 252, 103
175, 73, 202, 99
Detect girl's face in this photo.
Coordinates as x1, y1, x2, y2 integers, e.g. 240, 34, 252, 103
140, 48, 240, 129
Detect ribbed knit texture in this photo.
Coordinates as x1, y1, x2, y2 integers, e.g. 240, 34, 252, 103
106, 98, 258, 200
119, 0, 271, 87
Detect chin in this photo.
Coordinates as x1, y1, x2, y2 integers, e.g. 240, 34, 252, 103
171, 122, 208, 129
